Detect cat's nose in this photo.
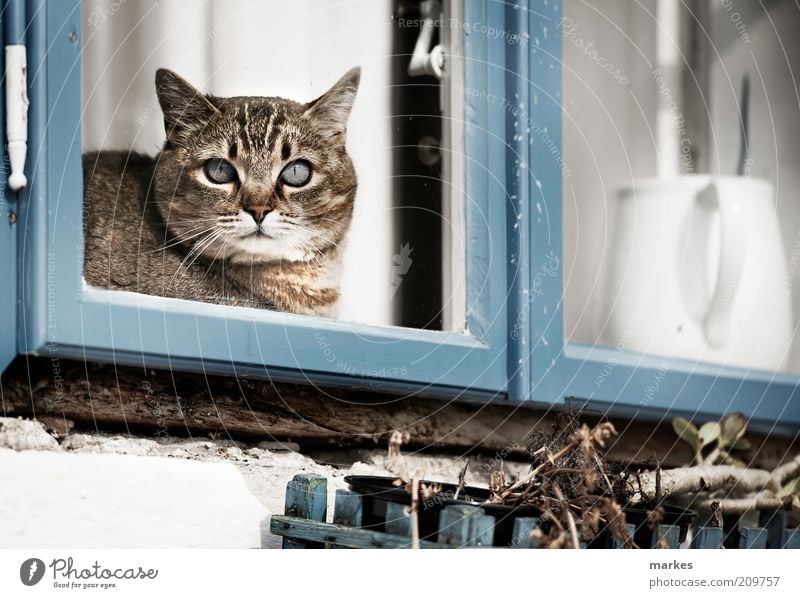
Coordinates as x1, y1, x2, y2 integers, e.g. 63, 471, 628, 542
245, 205, 272, 224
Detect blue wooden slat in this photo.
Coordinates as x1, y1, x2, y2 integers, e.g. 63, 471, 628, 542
691, 526, 723, 549
739, 527, 768, 549
759, 510, 788, 549
511, 516, 541, 548
384, 502, 412, 537
652, 525, 680, 549
781, 528, 800, 549
607, 523, 636, 549
282, 473, 327, 549
332, 489, 363, 528
437, 505, 495, 547
270, 516, 447, 549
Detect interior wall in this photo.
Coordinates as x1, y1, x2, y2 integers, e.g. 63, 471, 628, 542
562, 0, 660, 345
81, 0, 394, 326
563, 0, 800, 371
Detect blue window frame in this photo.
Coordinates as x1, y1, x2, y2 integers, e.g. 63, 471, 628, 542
521, 0, 800, 430
2, 0, 799, 431
12, 0, 511, 399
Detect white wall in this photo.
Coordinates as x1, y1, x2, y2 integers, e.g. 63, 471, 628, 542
563, 0, 800, 371
562, 0, 660, 345
81, 0, 394, 326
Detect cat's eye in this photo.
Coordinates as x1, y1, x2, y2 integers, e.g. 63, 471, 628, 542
279, 160, 312, 187
204, 159, 238, 184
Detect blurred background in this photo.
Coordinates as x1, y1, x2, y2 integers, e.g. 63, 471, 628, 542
562, 0, 800, 373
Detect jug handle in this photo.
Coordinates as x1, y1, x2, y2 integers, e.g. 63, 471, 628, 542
700, 181, 747, 347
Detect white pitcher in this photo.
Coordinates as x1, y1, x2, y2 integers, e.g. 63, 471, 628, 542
599, 176, 793, 371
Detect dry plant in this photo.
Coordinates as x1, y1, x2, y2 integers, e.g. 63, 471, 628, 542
627, 413, 800, 515
486, 413, 633, 548
384, 412, 800, 549
386, 430, 441, 548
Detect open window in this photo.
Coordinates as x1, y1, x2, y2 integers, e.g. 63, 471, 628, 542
14, 0, 510, 397
80, 0, 466, 332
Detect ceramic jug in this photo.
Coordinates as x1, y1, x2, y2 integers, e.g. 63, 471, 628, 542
599, 176, 792, 371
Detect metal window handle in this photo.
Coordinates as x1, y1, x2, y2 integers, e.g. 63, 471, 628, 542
6, 44, 29, 191
407, 0, 444, 79
5, 0, 28, 192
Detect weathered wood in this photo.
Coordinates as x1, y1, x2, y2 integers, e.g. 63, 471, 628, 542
781, 528, 800, 549
384, 502, 412, 537
739, 527, 768, 549
691, 526, 723, 549
333, 489, 363, 528
282, 474, 327, 549
511, 517, 541, 548
652, 525, 680, 549
437, 505, 495, 547
758, 510, 788, 549
270, 516, 448, 549
1, 357, 797, 468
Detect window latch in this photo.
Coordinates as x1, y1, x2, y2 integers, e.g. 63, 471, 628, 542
4, 0, 29, 192
407, 0, 444, 79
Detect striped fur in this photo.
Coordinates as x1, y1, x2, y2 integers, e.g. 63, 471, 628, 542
83, 68, 360, 316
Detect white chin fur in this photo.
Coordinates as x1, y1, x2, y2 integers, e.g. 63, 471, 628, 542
229, 235, 310, 263
224, 210, 315, 263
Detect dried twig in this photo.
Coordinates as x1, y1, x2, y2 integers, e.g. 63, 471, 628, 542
453, 460, 469, 501
410, 476, 420, 549
553, 484, 580, 549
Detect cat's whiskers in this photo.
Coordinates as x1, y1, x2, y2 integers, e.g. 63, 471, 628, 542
169, 228, 227, 286
149, 223, 218, 253
198, 231, 236, 282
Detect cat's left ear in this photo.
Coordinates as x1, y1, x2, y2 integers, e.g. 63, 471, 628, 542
302, 67, 361, 144
155, 68, 219, 147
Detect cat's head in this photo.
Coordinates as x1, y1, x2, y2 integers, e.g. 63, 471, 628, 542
153, 67, 360, 264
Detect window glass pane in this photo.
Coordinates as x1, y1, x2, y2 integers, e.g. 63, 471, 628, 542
81, 0, 466, 331
563, 0, 800, 373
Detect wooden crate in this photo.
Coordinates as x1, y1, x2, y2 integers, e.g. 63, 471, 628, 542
267, 474, 800, 549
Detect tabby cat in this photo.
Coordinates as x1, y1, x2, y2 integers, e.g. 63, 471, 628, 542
83, 67, 360, 316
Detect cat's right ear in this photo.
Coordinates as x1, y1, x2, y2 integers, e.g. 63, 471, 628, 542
155, 69, 219, 147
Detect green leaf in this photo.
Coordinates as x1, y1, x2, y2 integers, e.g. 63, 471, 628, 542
672, 417, 699, 447
729, 438, 751, 451
719, 413, 747, 446
698, 422, 721, 448
778, 477, 800, 498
